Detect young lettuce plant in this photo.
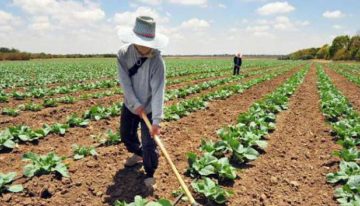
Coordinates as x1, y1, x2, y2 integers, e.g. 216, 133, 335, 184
22, 152, 69, 178
67, 115, 90, 127
72, 144, 97, 160
187, 152, 237, 180
0, 172, 23, 194
191, 177, 233, 204
114, 195, 171, 206
100, 130, 121, 146
1, 108, 20, 117
9, 125, 47, 142
0, 129, 16, 150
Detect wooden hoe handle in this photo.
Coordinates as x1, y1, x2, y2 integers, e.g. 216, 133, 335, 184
141, 113, 199, 206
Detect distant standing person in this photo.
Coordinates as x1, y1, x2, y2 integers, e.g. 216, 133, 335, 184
233, 53, 242, 75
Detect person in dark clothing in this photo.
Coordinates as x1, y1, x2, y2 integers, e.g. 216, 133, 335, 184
233, 53, 242, 75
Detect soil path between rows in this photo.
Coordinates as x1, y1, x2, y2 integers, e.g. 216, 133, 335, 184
228, 66, 339, 205
324, 66, 360, 111
2, 66, 301, 205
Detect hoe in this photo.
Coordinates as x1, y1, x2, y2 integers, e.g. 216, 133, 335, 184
142, 113, 201, 206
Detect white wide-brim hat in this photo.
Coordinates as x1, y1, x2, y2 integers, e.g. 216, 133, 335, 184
117, 16, 169, 50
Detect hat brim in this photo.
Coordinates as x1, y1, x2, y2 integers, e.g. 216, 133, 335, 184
117, 28, 169, 50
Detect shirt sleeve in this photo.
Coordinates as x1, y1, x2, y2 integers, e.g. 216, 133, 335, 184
150, 57, 166, 125
117, 54, 142, 110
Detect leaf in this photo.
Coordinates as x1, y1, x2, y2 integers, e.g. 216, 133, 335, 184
199, 165, 216, 176
255, 140, 268, 150
7, 184, 23, 193
55, 163, 70, 178
3, 139, 15, 149
23, 164, 37, 177
156, 199, 172, 206
74, 154, 84, 160
347, 175, 360, 190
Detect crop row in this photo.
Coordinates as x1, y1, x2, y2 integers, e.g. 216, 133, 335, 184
329, 64, 360, 87
332, 63, 360, 75
181, 66, 308, 204
316, 65, 360, 206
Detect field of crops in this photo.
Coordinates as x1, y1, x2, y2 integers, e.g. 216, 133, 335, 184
0, 57, 360, 206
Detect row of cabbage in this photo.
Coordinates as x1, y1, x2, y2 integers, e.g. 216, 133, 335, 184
317, 65, 360, 205
329, 63, 360, 87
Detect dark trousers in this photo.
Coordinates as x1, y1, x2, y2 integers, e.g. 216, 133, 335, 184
233, 65, 241, 75
120, 106, 159, 177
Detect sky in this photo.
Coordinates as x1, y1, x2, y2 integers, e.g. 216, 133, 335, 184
0, 0, 359, 55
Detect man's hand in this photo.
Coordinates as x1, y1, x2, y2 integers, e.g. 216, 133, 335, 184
135, 106, 145, 118
151, 124, 161, 137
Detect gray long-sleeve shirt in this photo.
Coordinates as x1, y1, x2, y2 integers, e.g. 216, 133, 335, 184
117, 43, 166, 125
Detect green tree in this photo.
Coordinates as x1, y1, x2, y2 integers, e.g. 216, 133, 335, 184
348, 35, 360, 60
329, 35, 350, 58
316, 44, 330, 59
355, 49, 360, 61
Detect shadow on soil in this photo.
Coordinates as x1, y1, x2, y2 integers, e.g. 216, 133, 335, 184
105, 164, 151, 204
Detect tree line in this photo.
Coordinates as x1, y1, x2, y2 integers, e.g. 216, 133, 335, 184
281, 35, 360, 61
0, 47, 116, 61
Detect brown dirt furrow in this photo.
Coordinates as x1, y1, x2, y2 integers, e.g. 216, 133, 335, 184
1, 66, 302, 206
227, 66, 339, 206
324, 66, 360, 111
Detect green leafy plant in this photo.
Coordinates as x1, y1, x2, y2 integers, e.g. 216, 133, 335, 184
0, 172, 23, 194
57, 96, 76, 104
114, 195, 171, 206
101, 130, 121, 145
9, 125, 47, 142
12, 91, 26, 100
72, 144, 97, 160
0, 94, 8, 103
23, 102, 43, 111
1, 108, 20, 117
191, 178, 233, 204
47, 123, 69, 135
43, 98, 58, 107
187, 152, 236, 180
83, 105, 110, 120
22, 152, 69, 178
67, 115, 89, 127
0, 129, 16, 150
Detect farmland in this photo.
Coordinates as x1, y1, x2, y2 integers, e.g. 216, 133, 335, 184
0, 57, 360, 206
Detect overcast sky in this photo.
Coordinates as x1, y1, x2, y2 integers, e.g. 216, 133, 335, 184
0, 0, 359, 55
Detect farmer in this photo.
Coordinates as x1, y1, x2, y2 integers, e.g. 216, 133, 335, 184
233, 53, 242, 75
117, 16, 168, 190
